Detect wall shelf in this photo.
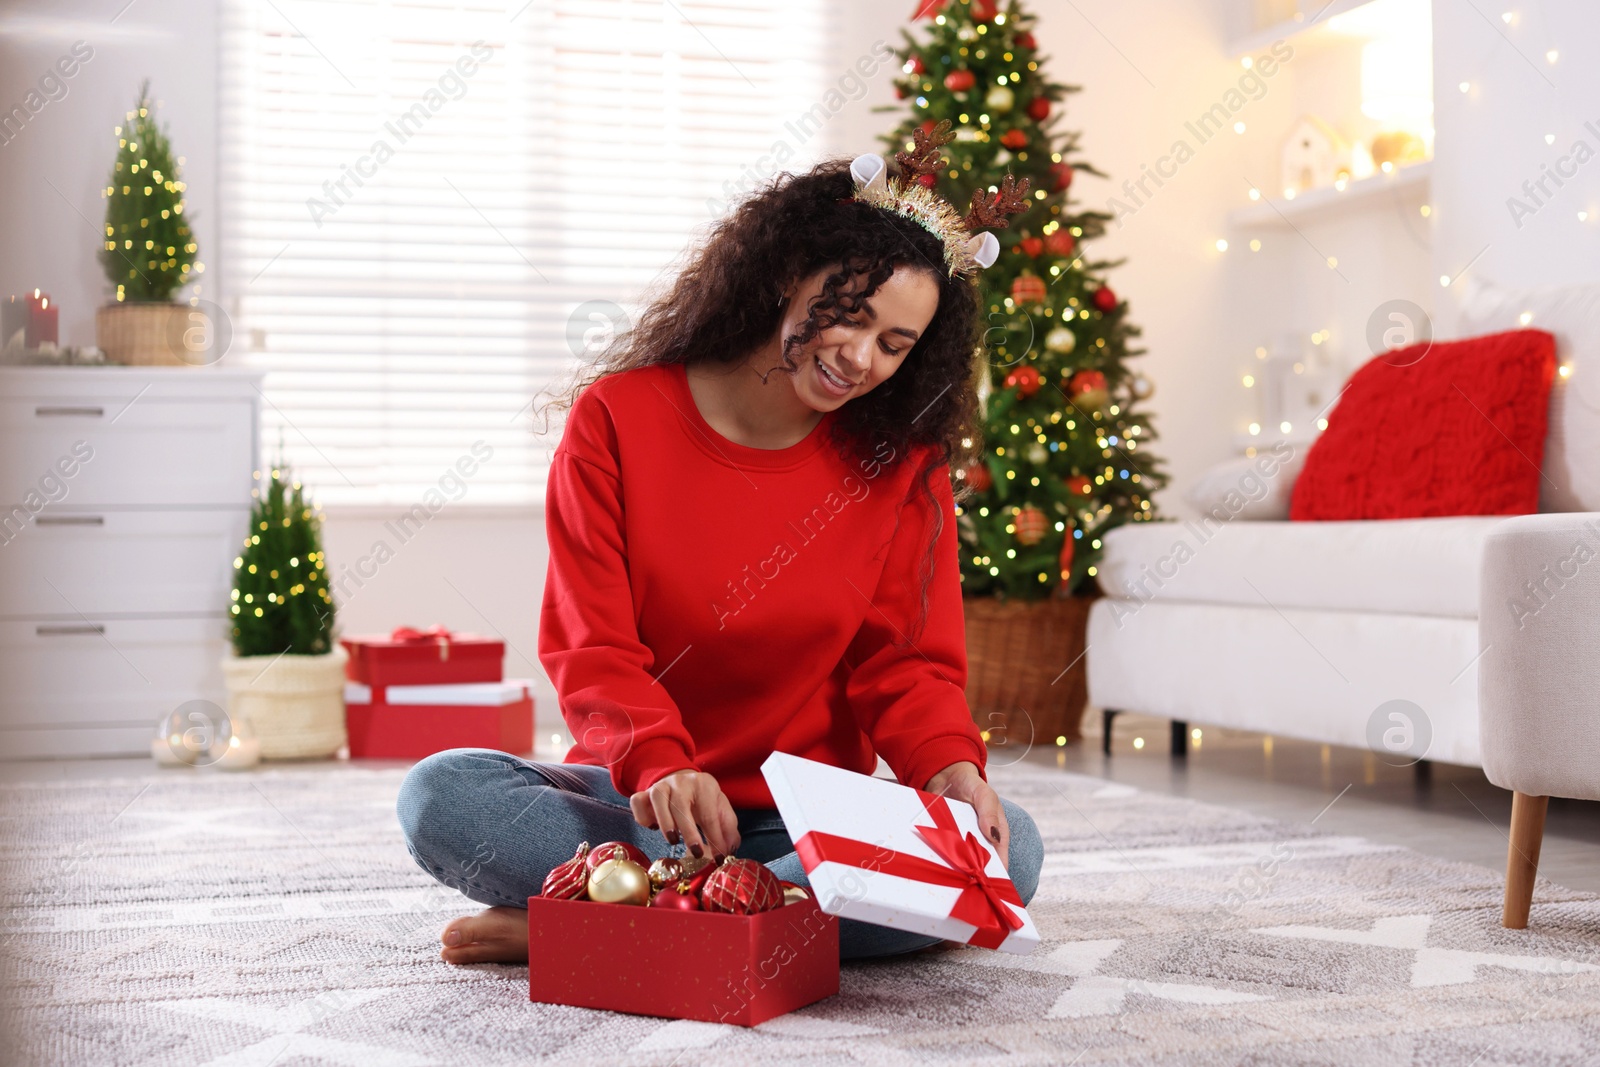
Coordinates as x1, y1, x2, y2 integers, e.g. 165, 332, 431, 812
1226, 159, 1430, 230
1230, 0, 1389, 57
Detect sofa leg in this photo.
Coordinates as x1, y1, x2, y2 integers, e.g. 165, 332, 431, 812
1503, 791, 1549, 930
1171, 720, 1188, 757
1413, 759, 1431, 784
1101, 709, 1119, 757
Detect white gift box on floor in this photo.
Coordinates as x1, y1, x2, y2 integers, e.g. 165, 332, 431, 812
760, 752, 1039, 954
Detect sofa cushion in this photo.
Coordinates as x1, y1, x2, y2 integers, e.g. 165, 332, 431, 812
1290, 329, 1556, 521
1458, 275, 1600, 513
1094, 515, 1507, 618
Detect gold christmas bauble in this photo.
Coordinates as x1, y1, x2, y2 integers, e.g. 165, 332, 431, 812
588, 857, 651, 906
1045, 327, 1076, 355
985, 85, 1015, 113
646, 857, 684, 892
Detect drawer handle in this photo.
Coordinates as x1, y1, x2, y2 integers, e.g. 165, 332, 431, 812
36, 624, 106, 636
34, 405, 105, 418
35, 515, 105, 526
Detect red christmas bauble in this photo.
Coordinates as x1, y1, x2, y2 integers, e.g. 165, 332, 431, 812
971, 0, 998, 21
1017, 32, 1037, 49
920, 118, 938, 135
650, 883, 702, 911
1092, 286, 1119, 313
1010, 274, 1047, 305
1026, 97, 1051, 122
1069, 369, 1108, 397
1004, 365, 1043, 399
1059, 529, 1076, 579
1045, 230, 1076, 257
701, 858, 784, 915
1018, 236, 1043, 258
944, 69, 976, 92
540, 841, 591, 900
895, 84, 909, 100
585, 840, 648, 871
1000, 129, 1028, 150
1014, 507, 1048, 546
911, 0, 944, 20
908, 54, 925, 75
677, 852, 716, 894
1067, 474, 1093, 497
1049, 161, 1075, 192
963, 462, 993, 493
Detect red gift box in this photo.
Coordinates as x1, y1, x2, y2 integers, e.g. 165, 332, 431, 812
341, 626, 504, 688
527, 894, 838, 1025
344, 680, 533, 759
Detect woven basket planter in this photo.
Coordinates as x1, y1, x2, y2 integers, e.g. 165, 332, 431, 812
964, 593, 1097, 747
221, 645, 348, 760
95, 302, 191, 366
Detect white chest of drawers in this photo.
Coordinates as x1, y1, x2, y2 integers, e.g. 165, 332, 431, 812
0, 367, 262, 758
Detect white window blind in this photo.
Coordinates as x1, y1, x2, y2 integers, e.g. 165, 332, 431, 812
220, 0, 827, 506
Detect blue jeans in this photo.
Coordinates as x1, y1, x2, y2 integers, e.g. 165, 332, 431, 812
396, 748, 1043, 960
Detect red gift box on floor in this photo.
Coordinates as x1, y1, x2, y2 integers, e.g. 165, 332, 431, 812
527, 894, 838, 1025
344, 680, 533, 758
341, 626, 505, 688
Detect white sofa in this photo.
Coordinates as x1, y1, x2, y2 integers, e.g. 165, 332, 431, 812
1086, 275, 1600, 782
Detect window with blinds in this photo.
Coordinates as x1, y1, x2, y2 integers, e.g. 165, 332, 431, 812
220, 0, 827, 506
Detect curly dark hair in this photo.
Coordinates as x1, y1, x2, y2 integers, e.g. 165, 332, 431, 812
539, 158, 986, 640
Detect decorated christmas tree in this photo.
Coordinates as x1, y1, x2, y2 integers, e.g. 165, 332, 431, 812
99, 81, 201, 303
230, 462, 335, 657
884, 0, 1167, 599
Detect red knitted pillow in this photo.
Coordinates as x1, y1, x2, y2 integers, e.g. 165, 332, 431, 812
1290, 328, 1557, 521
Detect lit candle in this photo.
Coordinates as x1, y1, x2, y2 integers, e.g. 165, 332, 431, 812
214, 734, 262, 770
25, 290, 58, 346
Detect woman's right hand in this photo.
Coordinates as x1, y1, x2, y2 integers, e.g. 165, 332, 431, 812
629, 768, 741, 859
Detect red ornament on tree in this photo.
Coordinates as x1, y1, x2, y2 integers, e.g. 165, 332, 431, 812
1026, 97, 1051, 121
1000, 129, 1028, 149
1049, 161, 1075, 192
908, 54, 925, 75
1017, 31, 1037, 49
585, 840, 648, 871
650, 883, 702, 911
970, 0, 998, 21
540, 842, 591, 901
1018, 236, 1043, 258
1004, 365, 1043, 398
911, 0, 945, 19
1014, 507, 1048, 546
1045, 230, 1076, 257
895, 84, 910, 100
1010, 273, 1047, 305
1067, 474, 1093, 497
701, 858, 784, 915
1058, 529, 1075, 579
944, 69, 976, 92
1069, 369, 1110, 409
1092, 286, 1119, 313
964, 462, 993, 492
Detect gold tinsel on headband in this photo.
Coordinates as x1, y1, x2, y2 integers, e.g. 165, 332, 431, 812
852, 177, 985, 277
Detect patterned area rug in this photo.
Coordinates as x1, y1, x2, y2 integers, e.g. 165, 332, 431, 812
3, 760, 1599, 1066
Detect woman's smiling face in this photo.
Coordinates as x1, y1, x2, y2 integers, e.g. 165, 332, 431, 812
781, 264, 941, 412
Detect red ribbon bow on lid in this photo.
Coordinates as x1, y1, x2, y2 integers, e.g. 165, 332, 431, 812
792, 790, 1024, 949
389, 624, 454, 661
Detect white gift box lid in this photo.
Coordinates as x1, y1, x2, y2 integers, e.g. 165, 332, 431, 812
760, 752, 1039, 954
344, 679, 532, 706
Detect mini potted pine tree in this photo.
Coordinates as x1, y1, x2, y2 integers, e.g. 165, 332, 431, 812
94, 81, 208, 365
221, 462, 348, 759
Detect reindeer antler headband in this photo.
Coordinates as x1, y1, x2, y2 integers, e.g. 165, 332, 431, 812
850, 120, 1032, 277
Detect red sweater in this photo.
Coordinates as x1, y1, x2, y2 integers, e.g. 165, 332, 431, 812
538, 361, 988, 809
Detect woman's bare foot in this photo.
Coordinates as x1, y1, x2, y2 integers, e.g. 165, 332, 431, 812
438, 906, 529, 965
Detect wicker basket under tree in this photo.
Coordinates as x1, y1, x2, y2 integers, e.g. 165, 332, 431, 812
886, 3, 1169, 747
222, 460, 346, 760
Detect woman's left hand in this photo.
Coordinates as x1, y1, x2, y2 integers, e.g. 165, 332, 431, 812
924, 761, 1008, 868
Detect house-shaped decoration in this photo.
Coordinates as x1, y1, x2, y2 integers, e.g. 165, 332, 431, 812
1281, 115, 1349, 195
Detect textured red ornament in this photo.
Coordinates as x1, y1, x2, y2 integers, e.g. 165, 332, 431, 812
1017, 31, 1037, 49
1010, 274, 1047, 305
1026, 97, 1051, 122
1092, 286, 1119, 313
1014, 507, 1048, 546
1000, 129, 1028, 149
585, 840, 648, 871
1049, 161, 1075, 192
701, 858, 784, 915
1044, 230, 1076, 257
1018, 236, 1043, 258
540, 842, 592, 900
1004, 365, 1043, 398
944, 69, 976, 92
971, 0, 998, 21
964, 462, 993, 493
1067, 474, 1093, 497
650, 883, 703, 911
